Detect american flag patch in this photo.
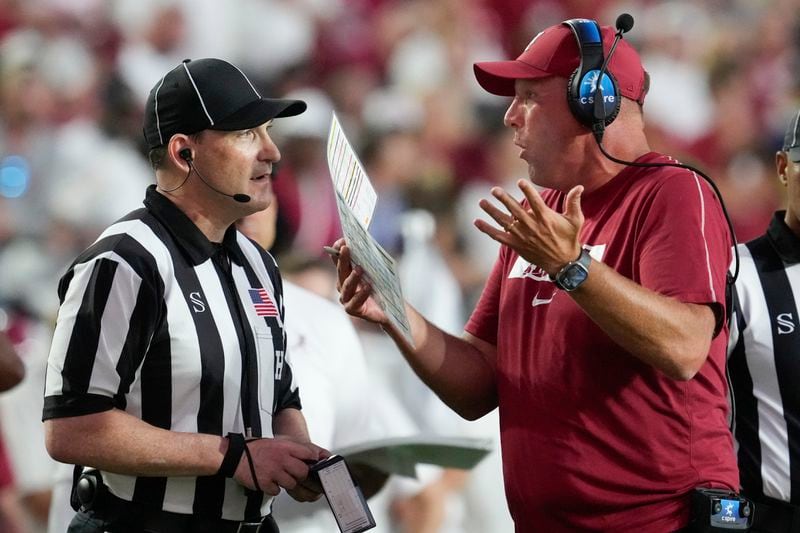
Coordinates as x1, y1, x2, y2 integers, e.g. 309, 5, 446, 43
248, 288, 278, 317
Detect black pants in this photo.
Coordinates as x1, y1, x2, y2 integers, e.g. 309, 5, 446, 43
66, 508, 280, 533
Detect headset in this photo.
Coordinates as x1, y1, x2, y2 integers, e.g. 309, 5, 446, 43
564, 18, 622, 133
161, 147, 251, 203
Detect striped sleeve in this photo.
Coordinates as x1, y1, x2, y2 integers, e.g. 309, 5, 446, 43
43, 236, 162, 420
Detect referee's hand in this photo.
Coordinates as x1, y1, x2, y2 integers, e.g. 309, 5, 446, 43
233, 437, 326, 496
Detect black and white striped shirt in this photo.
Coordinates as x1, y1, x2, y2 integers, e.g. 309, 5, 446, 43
728, 211, 800, 505
43, 185, 301, 520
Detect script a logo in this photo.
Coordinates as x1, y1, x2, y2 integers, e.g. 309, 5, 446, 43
507, 244, 606, 308
508, 258, 556, 306
508, 258, 549, 281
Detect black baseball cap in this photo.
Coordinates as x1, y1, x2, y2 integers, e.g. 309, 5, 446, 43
143, 58, 307, 150
783, 109, 800, 162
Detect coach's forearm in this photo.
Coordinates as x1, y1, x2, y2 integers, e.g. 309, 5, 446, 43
44, 409, 226, 477
381, 304, 498, 421
570, 260, 716, 380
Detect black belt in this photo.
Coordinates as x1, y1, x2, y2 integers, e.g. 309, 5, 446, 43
78, 473, 277, 533
749, 494, 800, 533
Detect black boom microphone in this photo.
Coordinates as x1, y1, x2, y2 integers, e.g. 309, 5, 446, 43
177, 148, 251, 203
592, 13, 634, 143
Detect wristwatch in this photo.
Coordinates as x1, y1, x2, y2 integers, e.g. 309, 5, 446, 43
551, 248, 592, 292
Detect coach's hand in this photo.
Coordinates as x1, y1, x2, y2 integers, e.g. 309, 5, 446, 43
329, 239, 389, 326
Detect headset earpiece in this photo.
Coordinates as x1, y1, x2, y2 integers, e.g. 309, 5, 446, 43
179, 148, 193, 162
563, 19, 621, 129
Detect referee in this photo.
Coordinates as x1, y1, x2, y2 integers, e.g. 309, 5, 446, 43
728, 109, 800, 533
42, 58, 327, 533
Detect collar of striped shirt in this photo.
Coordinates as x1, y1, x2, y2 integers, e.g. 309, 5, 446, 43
767, 210, 800, 264
142, 185, 246, 266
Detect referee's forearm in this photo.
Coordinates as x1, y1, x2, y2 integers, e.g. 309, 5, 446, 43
45, 409, 226, 477
273, 408, 310, 442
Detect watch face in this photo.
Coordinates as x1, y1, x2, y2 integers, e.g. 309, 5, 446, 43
559, 263, 588, 291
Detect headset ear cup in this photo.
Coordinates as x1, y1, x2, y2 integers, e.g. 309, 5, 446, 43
566, 69, 592, 128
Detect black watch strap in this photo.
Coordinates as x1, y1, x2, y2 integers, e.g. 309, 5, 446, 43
218, 432, 246, 478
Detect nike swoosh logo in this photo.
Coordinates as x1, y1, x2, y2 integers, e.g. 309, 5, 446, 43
532, 294, 554, 307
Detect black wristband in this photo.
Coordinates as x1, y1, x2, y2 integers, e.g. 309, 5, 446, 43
243, 440, 263, 493
218, 433, 246, 478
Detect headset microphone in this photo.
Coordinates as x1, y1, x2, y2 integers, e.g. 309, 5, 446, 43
178, 148, 251, 203
592, 14, 634, 144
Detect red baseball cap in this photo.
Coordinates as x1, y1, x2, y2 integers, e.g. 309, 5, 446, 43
474, 23, 647, 104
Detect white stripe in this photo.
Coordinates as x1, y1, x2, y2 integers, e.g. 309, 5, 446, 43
88, 251, 142, 398
163, 477, 197, 515
791, 111, 800, 148
153, 76, 166, 145
229, 62, 261, 98
102, 472, 137, 504
182, 63, 214, 126
735, 245, 792, 500
222, 479, 248, 519
691, 172, 717, 302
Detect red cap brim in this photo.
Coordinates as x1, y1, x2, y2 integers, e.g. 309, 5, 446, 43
473, 60, 554, 97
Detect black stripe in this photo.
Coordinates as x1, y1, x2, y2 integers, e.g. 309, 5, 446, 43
132, 476, 167, 508
60, 258, 118, 395
57, 270, 74, 305
130, 314, 171, 506
749, 237, 800, 502
225, 259, 263, 438
113, 237, 164, 409
728, 284, 761, 495
245, 490, 264, 522
42, 393, 114, 420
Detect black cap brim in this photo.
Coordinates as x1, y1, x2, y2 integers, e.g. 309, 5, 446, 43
211, 98, 307, 131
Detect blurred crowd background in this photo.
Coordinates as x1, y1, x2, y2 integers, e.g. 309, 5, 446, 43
0, 0, 798, 531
